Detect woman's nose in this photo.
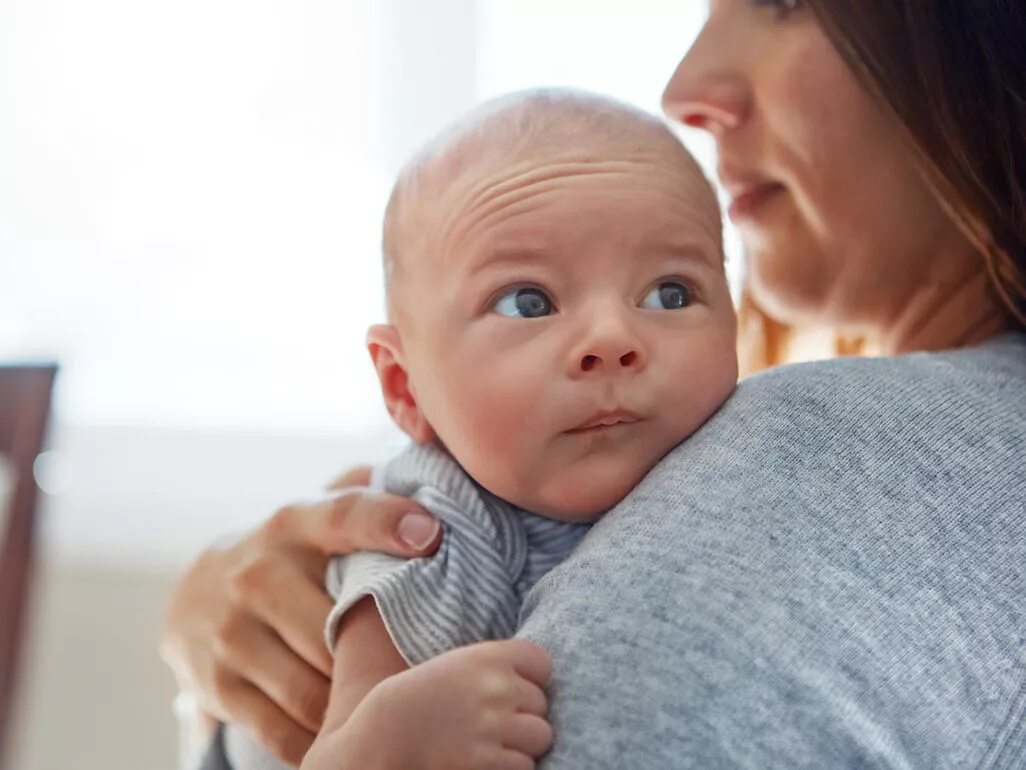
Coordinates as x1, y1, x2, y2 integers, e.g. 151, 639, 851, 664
661, 25, 750, 136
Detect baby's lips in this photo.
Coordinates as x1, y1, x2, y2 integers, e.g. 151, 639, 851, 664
567, 408, 642, 432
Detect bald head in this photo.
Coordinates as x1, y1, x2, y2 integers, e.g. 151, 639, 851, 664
381, 88, 721, 320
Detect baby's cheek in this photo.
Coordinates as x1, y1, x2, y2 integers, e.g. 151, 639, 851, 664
441, 380, 543, 500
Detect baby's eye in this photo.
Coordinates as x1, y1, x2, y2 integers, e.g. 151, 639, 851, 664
640, 281, 692, 311
493, 287, 554, 319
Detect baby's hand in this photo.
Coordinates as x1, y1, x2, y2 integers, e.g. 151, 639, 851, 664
339, 639, 554, 770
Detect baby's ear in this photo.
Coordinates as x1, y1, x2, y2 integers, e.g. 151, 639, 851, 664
366, 324, 436, 444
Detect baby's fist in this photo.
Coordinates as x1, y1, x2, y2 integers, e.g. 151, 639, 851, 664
361, 638, 554, 770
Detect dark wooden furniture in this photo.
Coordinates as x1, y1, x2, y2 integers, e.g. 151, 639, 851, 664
0, 364, 57, 768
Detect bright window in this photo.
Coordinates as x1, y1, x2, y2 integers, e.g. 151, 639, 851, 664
2, 1, 716, 433
1, 1, 717, 567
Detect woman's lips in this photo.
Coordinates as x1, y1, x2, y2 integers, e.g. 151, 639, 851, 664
727, 182, 785, 222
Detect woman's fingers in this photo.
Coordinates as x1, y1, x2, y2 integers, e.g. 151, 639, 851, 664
216, 676, 316, 767
269, 488, 441, 557
502, 713, 555, 758
230, 555, 336, 676
161, 474, 442, 763
325, 465, 373, 490
220, 617, 330, 733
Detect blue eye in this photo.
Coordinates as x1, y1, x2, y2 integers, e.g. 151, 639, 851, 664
641, 281, 692, 311
493, 287, 554, 319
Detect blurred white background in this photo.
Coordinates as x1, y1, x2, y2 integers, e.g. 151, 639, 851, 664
1, 1, 716, 767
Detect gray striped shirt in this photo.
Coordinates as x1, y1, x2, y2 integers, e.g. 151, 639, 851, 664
324, 442, 590, 664
222, 442, 588, 770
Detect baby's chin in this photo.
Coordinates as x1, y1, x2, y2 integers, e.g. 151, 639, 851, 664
510, 467, 647, 523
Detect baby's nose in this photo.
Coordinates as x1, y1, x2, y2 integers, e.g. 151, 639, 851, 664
580, 349, 641, 372
572, 327, 647, 377
567, 302, 649, 379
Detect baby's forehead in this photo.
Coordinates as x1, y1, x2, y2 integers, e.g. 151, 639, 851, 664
403, 92, 713, 207
401, 147, 720, 269
383, 91, 723, 315
428, 122, 713, 211
438, 120, 707, 194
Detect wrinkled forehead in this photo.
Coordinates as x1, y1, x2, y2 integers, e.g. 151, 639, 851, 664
385, 128, 723, 324
437, 135, 718, 238
438, 141, 721, 252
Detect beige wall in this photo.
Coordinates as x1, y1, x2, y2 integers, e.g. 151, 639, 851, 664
8, 564, 180, 770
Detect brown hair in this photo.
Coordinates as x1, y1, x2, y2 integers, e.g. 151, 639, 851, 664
741, 1, 1026, 373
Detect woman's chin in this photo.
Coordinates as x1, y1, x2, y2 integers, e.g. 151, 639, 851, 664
748, 249, 834, 327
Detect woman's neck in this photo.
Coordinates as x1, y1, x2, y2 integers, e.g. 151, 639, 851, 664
869, 260, 1013, 356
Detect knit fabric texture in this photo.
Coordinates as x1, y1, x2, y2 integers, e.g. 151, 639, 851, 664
518, 332, 1026, 769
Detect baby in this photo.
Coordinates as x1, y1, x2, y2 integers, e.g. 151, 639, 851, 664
223, 89, 737, 770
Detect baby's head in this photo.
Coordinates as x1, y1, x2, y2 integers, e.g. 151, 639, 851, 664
368, 89, 738, 522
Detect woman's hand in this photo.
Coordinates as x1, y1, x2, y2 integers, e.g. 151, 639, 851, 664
301, 639, 554, 770
160, 466, 441, 766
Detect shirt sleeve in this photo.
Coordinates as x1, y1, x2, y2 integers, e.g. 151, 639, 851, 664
324, 485, 524, 665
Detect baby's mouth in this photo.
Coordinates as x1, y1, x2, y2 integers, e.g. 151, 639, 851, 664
566, 409, 642, 434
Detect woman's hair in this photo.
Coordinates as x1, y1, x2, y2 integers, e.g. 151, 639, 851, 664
741, 0, 1026, 373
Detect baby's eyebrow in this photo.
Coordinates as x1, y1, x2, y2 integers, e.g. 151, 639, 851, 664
467, 246, 553, 275
464, 239, 721, 276
621, 235, 721, 271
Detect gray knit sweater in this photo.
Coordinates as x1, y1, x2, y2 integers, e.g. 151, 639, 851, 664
518, 332, 1025, 769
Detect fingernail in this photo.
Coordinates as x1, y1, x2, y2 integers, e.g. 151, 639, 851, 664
398, 513, 439, 550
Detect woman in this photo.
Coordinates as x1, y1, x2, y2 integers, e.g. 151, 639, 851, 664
162, 1, 1026, 766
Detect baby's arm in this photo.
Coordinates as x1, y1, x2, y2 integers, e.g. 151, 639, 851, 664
320, 596, 408, 733
300, 597, 553, 770
298, 596, 406, 769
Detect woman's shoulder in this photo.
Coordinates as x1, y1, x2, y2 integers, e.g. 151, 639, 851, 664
522, 336, 1026, 769
625, 331, 1026, 506
718, 331, 1025, 439
743, 331, 1024, 401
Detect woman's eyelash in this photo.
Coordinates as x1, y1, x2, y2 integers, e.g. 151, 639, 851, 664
750, 0, 804, 19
